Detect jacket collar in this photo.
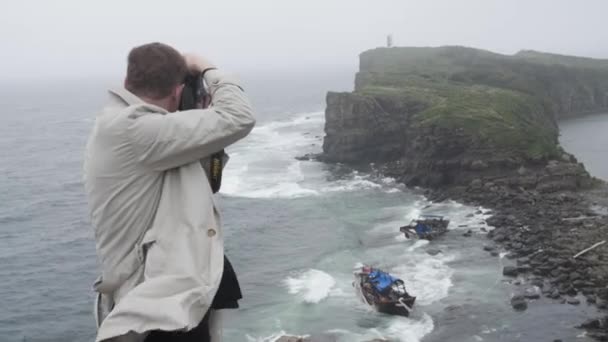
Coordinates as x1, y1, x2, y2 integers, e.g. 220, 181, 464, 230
108, 87, 169, 114
108, 87, 145, 106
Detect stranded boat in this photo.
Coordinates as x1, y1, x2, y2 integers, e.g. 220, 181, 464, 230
353, 266, 416, 317
399, 214, 450, 240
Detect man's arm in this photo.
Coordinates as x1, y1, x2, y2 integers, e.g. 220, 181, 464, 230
128, 69, 255, 171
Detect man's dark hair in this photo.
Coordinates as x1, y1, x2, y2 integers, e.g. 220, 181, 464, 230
125, 42, 188, 99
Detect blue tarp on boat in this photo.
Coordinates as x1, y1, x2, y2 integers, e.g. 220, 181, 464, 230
368, 269, 398, 292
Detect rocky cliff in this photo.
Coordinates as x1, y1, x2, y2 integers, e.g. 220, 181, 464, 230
321, 47, 608, 340
322, 46, 608, 188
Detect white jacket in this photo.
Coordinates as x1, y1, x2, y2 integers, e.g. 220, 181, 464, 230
84, 70, 255, 341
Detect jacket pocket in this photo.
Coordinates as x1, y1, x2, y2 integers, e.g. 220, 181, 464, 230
137, 228, 157, 263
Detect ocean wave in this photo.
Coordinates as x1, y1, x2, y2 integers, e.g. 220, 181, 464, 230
391, 253, 455, 306
407, 239, 430, 251
321, 175, 383, 193
222, 160, 320, 198
246, 330, 307, 342
323, 314, 434, 342
367, 202, 423, 237
284, 269, 336, 304
221, 111, 324, 198
381, 314, 435, 342
255, 112, 324, 131
445, 206, 494, 232
221, 112, 402, 199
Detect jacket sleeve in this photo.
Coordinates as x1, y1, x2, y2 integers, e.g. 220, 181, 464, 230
128, 70, 256, 171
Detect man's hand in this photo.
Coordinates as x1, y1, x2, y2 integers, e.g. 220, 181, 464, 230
183, 53, 216, 73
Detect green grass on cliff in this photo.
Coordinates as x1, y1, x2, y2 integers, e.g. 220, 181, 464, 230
359, 79, 559, 159
413, 85, 559, 159
352, 46, 608, 160
515, 50, 608, 70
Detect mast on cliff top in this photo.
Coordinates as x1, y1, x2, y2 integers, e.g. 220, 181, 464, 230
387, 34, 393, 48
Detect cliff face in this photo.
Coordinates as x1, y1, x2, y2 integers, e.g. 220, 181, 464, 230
357, 47, 608, 118
322, 46, 607, 187
322, 90, 424, 163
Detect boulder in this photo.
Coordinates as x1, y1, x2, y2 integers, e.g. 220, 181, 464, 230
517, 166, 527, 176
524, 287, 541, 300
426, 248, 442, 256
503, 266, 519, 277
596, 287, 608, 300
470, 179, 483, 189
549, 289, 561, 299
577, 317, 607, 330
492, 232, 507, 243
567, 298, 581, 305
530, 278, 544, 288
588, 332, 608, 341
295, 154, 314, 161
511, 295, 528, 311
471, 160, 489, 171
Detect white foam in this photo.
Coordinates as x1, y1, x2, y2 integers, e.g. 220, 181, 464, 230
221, 113, 403, 198
407, 239, 430, 251
379, 177, 406, 192
220, 113, 323, 198
321, 174, 383, 193
406, 202, 424, 221
481, 327, 497, 334
225, 179, 319, 199
394, 233, 409, 242
220, 112, 323, 199
257, 112, 325, 131
284, 269, 336, 304
381, 314, 435, 342
391, 253, 455, 306
246, 331, 310, 342
446, 205, 494, 232
369, 204, 424, 236
321, 315, 433, 342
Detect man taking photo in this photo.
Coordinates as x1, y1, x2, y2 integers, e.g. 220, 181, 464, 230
84, 42, 255, 342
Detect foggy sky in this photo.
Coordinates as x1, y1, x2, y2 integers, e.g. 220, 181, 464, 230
1, 0, 607, 81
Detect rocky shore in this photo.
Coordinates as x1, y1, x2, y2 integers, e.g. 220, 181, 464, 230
320, 46, 608, 340
384, 159, 608, 340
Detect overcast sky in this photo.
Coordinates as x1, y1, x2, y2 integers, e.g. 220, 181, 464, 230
1, 0, 606, 80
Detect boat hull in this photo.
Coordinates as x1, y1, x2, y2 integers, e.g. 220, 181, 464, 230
353, 272, 416, 317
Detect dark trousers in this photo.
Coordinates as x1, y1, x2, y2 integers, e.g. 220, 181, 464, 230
144, 310, 211, 342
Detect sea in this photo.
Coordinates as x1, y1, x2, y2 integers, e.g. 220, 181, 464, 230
0, 69, 605, 342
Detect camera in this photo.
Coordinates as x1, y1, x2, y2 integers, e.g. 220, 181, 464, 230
179, 72, 207, 111
180, 72, 224, 194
